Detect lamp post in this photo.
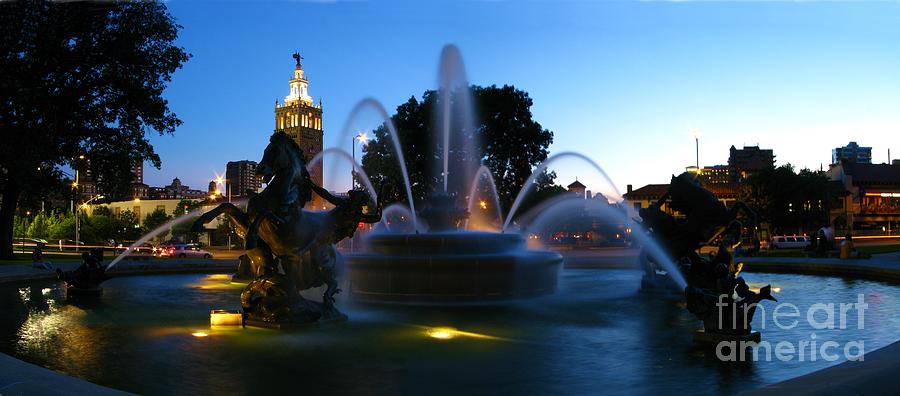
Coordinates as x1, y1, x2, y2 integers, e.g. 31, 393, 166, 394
214, 175, 231, 250
690, 128, 700, 170
350, 132, 369, 252
352, 132, 369, 189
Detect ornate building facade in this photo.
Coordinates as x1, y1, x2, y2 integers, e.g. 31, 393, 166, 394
274, 53, 325, 209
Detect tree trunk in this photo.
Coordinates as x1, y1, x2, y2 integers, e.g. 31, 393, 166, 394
0, 179, 21, 260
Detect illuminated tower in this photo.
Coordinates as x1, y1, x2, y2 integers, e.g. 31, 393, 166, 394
275, 52, 325, 209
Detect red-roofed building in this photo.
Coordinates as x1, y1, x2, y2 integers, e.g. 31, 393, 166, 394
623, 182, 739, 215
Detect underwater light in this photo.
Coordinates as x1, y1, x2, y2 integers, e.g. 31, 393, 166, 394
427, 327, 457, 340
424, 326, 502, 341
210, 309, 243, 326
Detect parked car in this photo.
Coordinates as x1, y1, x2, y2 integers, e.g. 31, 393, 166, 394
129, 243, 156, 255
13, 238, 48, 247
167, 243, 213, 259
771, 235, 811, 249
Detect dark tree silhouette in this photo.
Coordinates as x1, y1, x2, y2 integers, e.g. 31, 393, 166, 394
0, 0, 189, 258
361, 84, 560, 219
738, 164, 830, 235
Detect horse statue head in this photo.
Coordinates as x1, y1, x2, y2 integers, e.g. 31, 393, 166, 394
257, 132, 307, 184
256, 132, 313, 207
667, 172, 708, 214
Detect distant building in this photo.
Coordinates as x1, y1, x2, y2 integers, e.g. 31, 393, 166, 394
274, 53, 325, 209
226, 160, 262, 198
729, 145, 775, 181
130, 183, 149, 200
148, 178, 205, 200
827, 162, 900, 232
132, 162, 143, 184
567, 180, 586, 199
832, 141, 872, 165
699, 164, 732, 186
129, 161, 149, 199
208, 181, 218, 195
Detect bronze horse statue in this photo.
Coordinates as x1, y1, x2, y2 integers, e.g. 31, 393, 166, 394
640, 172, 756, 263
192, 132, 380, 324
637, 172, 775, 339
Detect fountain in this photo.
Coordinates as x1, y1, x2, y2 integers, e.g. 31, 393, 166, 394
342, 45, 563, 304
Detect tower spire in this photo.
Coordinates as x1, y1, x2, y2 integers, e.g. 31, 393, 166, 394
285, 52, 311, 106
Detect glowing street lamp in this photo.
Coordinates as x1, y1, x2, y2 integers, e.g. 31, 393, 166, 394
690, 128, 700, 170
352, 131, 369, 189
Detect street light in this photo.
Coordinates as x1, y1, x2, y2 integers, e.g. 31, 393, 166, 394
352, 132, 369, 189
214, 174, 232, 249
76, 194, 104, 251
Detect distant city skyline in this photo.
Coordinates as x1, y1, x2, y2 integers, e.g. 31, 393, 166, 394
145, 0, 900, 199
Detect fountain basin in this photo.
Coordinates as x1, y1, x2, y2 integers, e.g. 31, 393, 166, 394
345, 232, 562, 303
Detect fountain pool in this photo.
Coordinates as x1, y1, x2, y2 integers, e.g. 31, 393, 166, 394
1, 269, 898, 395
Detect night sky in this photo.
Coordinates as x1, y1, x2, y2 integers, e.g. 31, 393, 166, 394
150, 0, 900, 197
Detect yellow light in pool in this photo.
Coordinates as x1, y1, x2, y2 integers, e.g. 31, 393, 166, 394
191, 331, 209, 338
427, 327, 457, 340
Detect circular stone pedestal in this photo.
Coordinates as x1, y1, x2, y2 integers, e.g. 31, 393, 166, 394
344, 232, 563, 304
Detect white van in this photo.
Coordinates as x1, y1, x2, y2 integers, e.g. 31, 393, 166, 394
771, 235, 811, 249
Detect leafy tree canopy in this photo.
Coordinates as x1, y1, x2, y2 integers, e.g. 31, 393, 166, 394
0, 0, 189, 258
361, 85, 560, 219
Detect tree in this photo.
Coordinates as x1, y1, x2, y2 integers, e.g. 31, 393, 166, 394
515, 170, 568, 218
0, 0, 189, 258
170, 199, 202, 242
739, 164, 829, 235
116, 210, 143, 242
143, 208, 172, 240
361, 85, 557, 219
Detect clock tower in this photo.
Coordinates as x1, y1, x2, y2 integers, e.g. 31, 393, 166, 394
275, 52, 325, 209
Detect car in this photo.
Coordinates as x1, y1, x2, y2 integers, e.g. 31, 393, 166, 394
13, 237, 48, 247
128, 243, 156, 255
771, 235, 811, 249
167, 244, 213, 259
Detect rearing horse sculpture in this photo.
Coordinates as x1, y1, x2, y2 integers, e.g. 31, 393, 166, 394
192, 132, 379, 324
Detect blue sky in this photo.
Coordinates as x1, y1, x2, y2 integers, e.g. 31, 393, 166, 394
150, 0, 900, 199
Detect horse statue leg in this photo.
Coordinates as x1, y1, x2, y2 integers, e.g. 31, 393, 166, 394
191, 203, 250, 235
245, 210, 287, 250
306, 244, 344, 320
